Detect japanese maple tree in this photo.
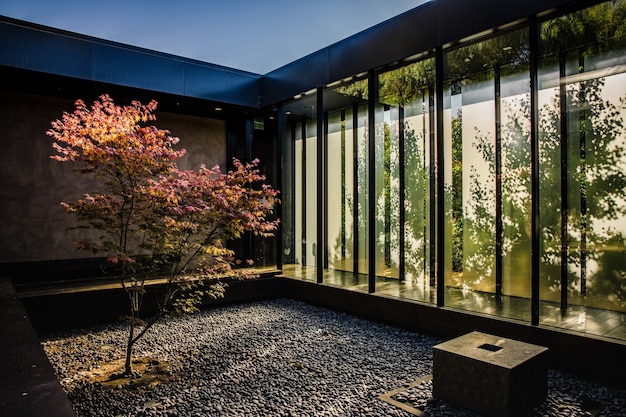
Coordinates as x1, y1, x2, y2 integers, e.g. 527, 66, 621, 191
47, 94, 279, 375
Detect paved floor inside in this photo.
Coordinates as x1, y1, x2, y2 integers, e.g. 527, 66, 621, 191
280, 264, 626, 342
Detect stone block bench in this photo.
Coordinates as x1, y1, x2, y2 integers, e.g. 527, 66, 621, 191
433, 331, 548, 417
0, 277, 76, 417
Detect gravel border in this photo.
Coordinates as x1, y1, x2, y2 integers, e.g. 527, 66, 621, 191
41, 298, 626, 417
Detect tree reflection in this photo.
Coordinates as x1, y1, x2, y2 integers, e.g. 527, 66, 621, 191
321, 1, 626, 312
445, 0, 626, 311
377, 60, 435, 280
540, 79, 626, 310
466, 79, 626, 310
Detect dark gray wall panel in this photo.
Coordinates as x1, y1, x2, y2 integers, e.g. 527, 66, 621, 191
437, 0, 573, 46
261, 0, 578, 106
0, 0, 588, 110
327, 1, 438, 81
0, 89, 229, 263
261, 49, 329, 106
0, 21, 91, 79
91, 44, 186, 95
184, 62, 260, 108
0, 17, 261, 108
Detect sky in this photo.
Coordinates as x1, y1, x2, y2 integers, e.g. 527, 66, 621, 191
0, 0, 430, 74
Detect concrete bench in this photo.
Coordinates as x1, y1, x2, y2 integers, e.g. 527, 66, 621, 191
433, 331, 548, 417
0, 277, 76, 417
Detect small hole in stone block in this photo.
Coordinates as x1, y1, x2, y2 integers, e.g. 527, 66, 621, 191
478, 343, 502, 352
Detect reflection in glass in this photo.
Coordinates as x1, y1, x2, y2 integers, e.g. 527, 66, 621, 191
375, 103, 400, 279
323, 78, 369, 290
294, 121, 304, 265
539, 0, 626, 318
327, 109, 354, 272
377, 59, 436, 302
286, 92, 319, 275
356, 104, 369, 276
304, 118, 317, 267
281, 0, 626, 334
443, 28, 531, 319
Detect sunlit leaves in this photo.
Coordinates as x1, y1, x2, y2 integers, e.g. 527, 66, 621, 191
48, 94, 280, 372
143, 158, 279, 301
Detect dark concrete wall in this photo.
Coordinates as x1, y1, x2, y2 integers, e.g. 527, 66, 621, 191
157, 111, 226, 172
0, 90, 226, 264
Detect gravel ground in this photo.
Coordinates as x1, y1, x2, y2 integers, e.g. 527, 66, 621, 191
41, 298, 626, 417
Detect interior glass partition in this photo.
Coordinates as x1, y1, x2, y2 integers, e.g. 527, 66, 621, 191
538, 1, 626, 330
250, 117, 279, 268
374, 103, 401, 281
282, 92, 319, 281
443, 28, 531, 319
327, 110, 353, 272
356, 104, 369, 277
376, 58, 437, 302
303, 117, 318, 269
323, 78, 369, 290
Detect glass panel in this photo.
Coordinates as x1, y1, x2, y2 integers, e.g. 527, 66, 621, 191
404, 99, 430, 283
282, 92, 319, 281
281, 119, 295, 266
376, 58, 436, 302
251, 118, 278, 268
444, 28, 531, 319
374, 103, 400, 280
323, 77, 369, 290
327, 109, 354, 272
294, 122, 304, 266
305, 118, 317, 268
356, 103, 369, 276
500, 71, 532, 301
539, 1, 626, 332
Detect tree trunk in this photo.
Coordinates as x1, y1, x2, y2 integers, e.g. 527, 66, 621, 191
124, 317, 135, 375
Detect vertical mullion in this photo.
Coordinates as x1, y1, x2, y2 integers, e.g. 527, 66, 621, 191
559, 47, 569, 311
276, 105, 284, 270
495, 66, 503, 302
368, 71, 377, 294
244, 118, 254, 261
245, 117, 253, 163
289, 121, 297, 266
301, 118, 307, 267
341, 110, 347, 261
353, 104, 360, 277
436, 46, 445, 307
316, 88, 325, 284
429, 83, 437, 289
578, 55, 587, 297
324, 110, 329, 271
399, 106, 406, 282
424, 84, 434, 295
530, 17, 541, 326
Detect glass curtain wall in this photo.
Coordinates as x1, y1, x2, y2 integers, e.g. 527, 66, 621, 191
280, 0, 626, 335
376, 58, 436, 302
538, 1, 626, 326
323, 78, 369, 290
443, 28, 532, 319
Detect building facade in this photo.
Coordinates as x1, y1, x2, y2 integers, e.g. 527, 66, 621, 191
1, 0, 625, 347
273, 0, 626, 340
